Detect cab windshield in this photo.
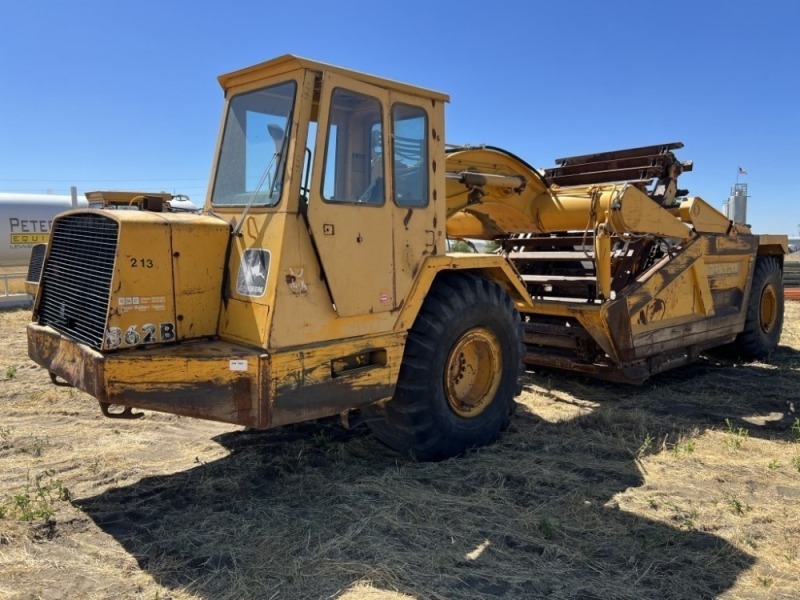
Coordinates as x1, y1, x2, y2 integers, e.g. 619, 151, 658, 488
211, 80, 297, 207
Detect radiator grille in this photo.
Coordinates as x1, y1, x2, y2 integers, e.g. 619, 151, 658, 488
26, 243, 47, 283
37, 213, 119, 350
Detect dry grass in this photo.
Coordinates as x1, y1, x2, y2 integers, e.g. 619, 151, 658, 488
1, 304, 799, 599
0, 266, 27, 295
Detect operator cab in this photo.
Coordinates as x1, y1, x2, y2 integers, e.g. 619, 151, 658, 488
209, 56, 449, 348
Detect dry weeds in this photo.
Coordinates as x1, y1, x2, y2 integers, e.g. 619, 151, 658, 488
0, 304, 799, 599
0, 266, 27, 296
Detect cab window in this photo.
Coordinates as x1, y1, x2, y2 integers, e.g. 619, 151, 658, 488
211, 80, 297, 207
322, 89, 385, 204
392, 104, 428, 208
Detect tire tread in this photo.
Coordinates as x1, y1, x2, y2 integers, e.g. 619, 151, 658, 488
367, 272, 523, 460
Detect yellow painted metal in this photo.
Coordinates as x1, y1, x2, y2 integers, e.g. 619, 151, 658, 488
170, 218, 229, 339
603, 186, 692, 240
759, 282, 779, 334
214, 202, 406, 351
617, 235, 756, 356
70, 56, 456, 427
757, 234, 789, 255
272, 240, 531, 348
84, 190, 173, 209
594, 228, 612, 300
517, 232, 762, 366
628, 256, 715, 336
218, 55, 449, 104
268, 331, 405, 427
27, 53, 794, 437
444, 327, 502, 418
306, 71, 397, 316
678, 197, 732, 233
388, 88, 447, 316
393, 253, 533, 332
445, 151, 693, 240
207, 57, 449, 347
689, 257, 714, 318
268, 213, 398, 348
106, 213, 175, 349
28, 322, 106, 400
303, 72, 447, 318
29, 318, 404, 429
103, 339, 264, 424
215, 209, 284, 349
103, 211, 229, 350
445, 147, 551, 238
701, 235, 757, 301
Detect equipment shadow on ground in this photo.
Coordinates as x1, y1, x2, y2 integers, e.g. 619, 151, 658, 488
70, 348, 800, 600
534, 343, 800, 441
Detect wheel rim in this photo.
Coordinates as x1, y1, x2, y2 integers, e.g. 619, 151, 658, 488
759, 283, 778, 333
444, 327, 503, 418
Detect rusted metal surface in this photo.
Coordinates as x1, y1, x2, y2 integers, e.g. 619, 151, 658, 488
785, 287, 800, 302
99, 403, 144, 419
523, 350, 648, 385
552, 142, 684, 166
31, 301, 404, 431
758, 234, 790, 255
268, 334, 403, 428
518, 227, 765, 381
110, 377, 258, 425
28, 323, 106, 401
103, 340, 264, 426
626, 315, 744, 362
544, 142, 692, 203
524, 321, 583, 351
272, 377, 394, 428
524, 334, 734, 386
29, 322, 267, 427
610, 239, 651, 293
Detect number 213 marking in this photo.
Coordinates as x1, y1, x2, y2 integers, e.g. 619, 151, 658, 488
130, 258, 154, 268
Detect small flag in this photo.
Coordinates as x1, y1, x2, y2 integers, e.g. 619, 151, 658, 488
738, 167, 747, 175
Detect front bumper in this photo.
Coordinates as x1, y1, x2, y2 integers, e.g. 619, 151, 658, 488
28, 323, 401, 429
27, 323, 268, 427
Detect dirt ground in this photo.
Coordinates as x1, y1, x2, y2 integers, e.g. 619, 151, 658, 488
1, 304, 799, 600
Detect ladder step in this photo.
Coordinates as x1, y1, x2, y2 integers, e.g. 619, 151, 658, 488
526, 296, 603, 305
505, 235, 593, 248
521, 275, 596, 283
510, 251, 594, 261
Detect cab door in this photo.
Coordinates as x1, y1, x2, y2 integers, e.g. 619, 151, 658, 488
387, 94, 441, 310
307, 73, 395, 317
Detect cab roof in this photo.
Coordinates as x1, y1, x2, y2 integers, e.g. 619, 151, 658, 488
218, 54, 450, 103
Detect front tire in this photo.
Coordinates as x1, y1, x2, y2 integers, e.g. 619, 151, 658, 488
368, 272, 523, 460
732, 255, 784, 359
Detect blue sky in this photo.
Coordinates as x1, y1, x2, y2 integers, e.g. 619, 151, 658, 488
1, 0, 797, 235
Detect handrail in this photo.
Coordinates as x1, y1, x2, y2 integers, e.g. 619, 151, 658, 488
0, 272, 26, 297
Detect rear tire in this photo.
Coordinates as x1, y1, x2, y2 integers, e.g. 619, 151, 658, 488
367, 272, 523, 461
732, 255, 783, 359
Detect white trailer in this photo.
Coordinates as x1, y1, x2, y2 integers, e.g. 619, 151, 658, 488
0, 192, 87, 267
